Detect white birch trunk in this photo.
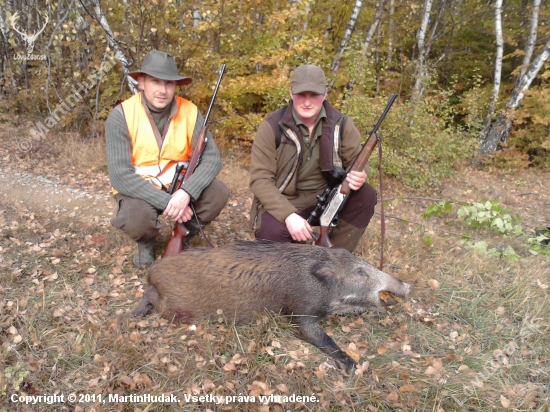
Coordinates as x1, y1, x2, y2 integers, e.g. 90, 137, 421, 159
330, 0, 364, 73
0, 8, 7, 40
90, 0, 139, 94
362, 0, 385, 56
478, 36, 550, 155
517, 0, 540, 82
481, 0, 503, 137
386, 0, 395, 66
192, 7, 201, 28
412, 0, 433, 100
322, 13, 332, 53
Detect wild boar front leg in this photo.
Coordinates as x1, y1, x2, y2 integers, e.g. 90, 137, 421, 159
294, 316, 356, 374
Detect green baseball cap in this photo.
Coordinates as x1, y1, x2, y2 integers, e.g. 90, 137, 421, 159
290, 64, 326, 95
129, 50, 192, 85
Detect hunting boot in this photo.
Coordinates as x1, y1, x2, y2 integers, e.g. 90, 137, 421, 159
133, 238, 156, 267
328, 220, 366, 253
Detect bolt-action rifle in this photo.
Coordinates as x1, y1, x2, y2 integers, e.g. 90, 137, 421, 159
163, 63, 226, 257
307, 93, 398, 248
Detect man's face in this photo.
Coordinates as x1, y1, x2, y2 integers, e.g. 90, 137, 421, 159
138, 74, 176, 110
290, 90, 327, 124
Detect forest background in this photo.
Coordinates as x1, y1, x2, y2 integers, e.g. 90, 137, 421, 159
1, 0, 549, 186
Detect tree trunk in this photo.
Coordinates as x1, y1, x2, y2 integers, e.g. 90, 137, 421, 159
330, 0, 364, 73
516, 0, 540, 83
322, 13, 332, 53
90, 0, 139, 94
478, 36, 550, 156
386, 0, 395, 66
362, 0, 385, 56
480, 0, 503, 137
411, 0, 434, 100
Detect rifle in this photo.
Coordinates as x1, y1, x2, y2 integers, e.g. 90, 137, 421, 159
308, 93, 398, 248
163, 63, 226, 257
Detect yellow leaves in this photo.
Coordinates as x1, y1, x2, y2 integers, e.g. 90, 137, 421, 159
344, 348, 360, 362
379, 291, 402, 303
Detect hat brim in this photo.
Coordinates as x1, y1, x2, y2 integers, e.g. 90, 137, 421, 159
291, 85, 326, 95
128, 70, 192, 86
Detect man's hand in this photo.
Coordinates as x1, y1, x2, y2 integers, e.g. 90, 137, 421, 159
163, 189, 193, 223
285, 213, 313, 242
346, 170, 367, 191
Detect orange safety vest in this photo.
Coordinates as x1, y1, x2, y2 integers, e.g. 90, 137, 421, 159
114, 93, 197, 193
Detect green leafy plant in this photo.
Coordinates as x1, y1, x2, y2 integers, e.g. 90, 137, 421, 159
421, 201, 454, 219
423, 199, 549, 259
456, 200, 523, 236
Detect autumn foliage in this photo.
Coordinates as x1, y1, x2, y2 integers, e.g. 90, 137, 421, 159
1, 0, 549, 178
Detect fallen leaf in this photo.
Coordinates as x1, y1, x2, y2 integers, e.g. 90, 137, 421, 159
399, 384, 418, 392
380, 291, 402, 303
428, 279, 440, 289
345, 349, 360, 362
500, 395, 511, 408
386, 391, 398, 402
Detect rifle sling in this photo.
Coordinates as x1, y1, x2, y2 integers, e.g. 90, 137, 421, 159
378, 135, 385, 271
190, 203, 214, 248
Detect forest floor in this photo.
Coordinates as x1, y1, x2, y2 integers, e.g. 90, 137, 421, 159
0, 120, 549, 411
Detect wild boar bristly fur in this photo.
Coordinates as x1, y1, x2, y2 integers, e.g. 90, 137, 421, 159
122, 240, 412, 373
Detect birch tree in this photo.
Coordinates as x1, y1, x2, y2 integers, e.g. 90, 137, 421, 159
480, 0, 503, 137
330, 0, 363, 74
362, 0, 385, 56
89, 0, 139, 94
516, 0, 540, 84
411, 0, 433, 100
478, 36, 550, 156
386, 0, 395, 66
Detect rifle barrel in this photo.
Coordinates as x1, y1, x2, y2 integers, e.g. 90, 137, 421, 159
203, 64, 226, 126
370, 93, 397, 136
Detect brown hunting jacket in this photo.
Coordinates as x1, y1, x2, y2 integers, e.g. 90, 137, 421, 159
249, 100, 364, 229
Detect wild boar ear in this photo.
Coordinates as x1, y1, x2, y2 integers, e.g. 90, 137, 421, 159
311, 261, 340, 288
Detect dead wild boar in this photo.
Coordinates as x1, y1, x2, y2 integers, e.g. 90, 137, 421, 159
122, 240, 412, 373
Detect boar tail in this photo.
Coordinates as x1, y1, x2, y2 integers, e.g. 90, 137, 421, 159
117, 285, 159, 325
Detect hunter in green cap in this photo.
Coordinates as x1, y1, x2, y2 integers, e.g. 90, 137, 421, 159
249, 64, 377, 252
105, 50, 229, 267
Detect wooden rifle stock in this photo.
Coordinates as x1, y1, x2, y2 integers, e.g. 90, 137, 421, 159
314, 93, 397, 248
163, 64, 226, 257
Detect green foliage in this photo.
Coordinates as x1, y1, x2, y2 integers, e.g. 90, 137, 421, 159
526, 227, 550, 256
423, 199, 549, 259
422, 201, 454, 219
0, 361, 29, 395
344, 84, 478, 187
457, 200, 522, 235
508, 85, 550, 168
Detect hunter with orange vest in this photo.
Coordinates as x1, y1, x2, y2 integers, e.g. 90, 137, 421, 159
106, 50, 229, 267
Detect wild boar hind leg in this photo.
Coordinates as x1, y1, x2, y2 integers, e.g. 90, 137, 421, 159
295, 316, 356, 374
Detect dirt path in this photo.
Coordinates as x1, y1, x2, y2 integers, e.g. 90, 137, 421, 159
0, 165, 114, 224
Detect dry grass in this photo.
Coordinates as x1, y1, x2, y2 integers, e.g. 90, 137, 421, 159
0, 125, 549, 411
